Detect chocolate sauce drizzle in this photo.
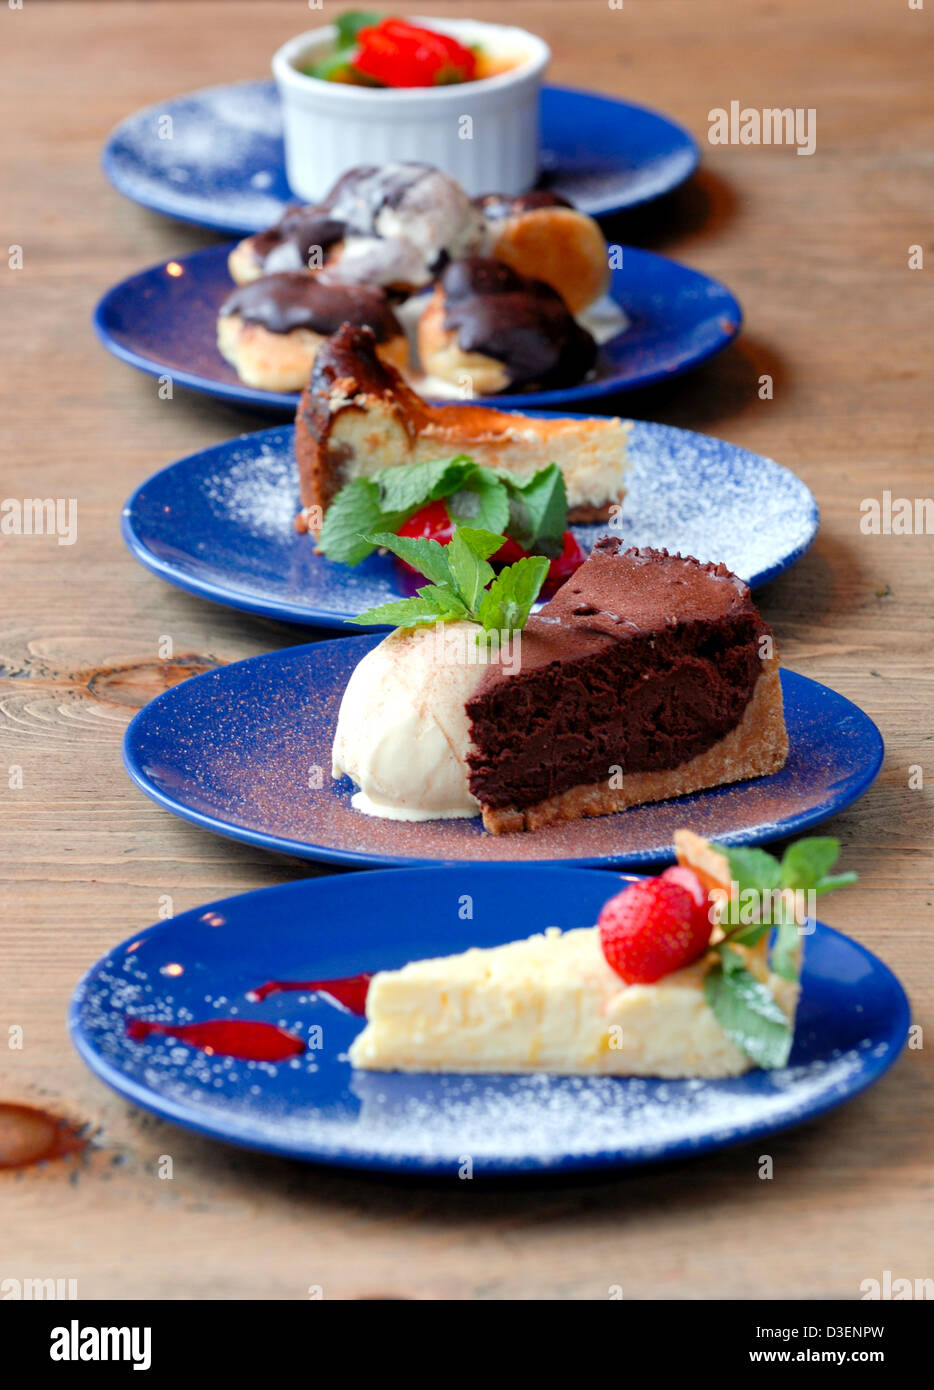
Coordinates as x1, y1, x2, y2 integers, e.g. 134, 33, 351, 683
220, 273, 402, 340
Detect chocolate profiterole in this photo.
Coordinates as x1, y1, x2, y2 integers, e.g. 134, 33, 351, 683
465, 539, 789, 833
474, 191, 610, 314
227, 163, 484, 294
417, 257, 598, 395
217, 273, 407, 392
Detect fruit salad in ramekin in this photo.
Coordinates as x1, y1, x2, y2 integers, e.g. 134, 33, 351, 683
272, 13, 550, 200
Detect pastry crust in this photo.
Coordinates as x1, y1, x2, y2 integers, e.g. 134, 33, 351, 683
487, 206, 610, 314
218, 314, 408, 393
480, 653, 789, 833
227, 237, 267, 286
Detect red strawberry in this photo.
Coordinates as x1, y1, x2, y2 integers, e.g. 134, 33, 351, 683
659, 864, 707, 908
598, 877, 713, 984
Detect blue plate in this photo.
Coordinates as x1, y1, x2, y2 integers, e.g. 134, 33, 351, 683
102, 81, 699, 235
122, 418, 817, 628
122, 641, 883, 869
94, 242, 741, 412
69, 866, 909, 1175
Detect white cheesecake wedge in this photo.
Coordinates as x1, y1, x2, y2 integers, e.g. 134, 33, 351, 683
349, 833, 801, 1079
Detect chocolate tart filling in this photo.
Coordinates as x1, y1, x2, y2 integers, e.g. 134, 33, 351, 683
466, 540, 770, 811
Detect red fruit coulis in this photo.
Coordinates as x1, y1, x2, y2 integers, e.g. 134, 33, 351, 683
246, 973, 372, 1015
125, 973, 372, 1062
126, 1018, 305, 1062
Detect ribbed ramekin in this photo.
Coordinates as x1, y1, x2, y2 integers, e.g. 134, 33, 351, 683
272, 18, 550, 201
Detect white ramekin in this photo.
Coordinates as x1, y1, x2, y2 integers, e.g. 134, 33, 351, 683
272, 18, 550, 201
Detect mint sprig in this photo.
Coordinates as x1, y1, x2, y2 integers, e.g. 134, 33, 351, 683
702, 837, 856, 1068
348, 528, 548, 634
317, 457, 568, 567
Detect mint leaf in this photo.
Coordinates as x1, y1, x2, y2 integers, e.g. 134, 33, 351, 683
813, 871, 858, 894
413, 583, 469, 617
704, 957, 794, 1068
317, 479, 408, 567
320, 457, 571, 567
448, 527, 505, 562
363, 532, 453, 589
780, 837, 841, 890
446, 529, 497, 610
304, 46, 360, 81
503, 464, 568, 557
718, 844, 782, 895
350, 524, 546, 637
347, 594, 460, 628
336, 9, 382, 46
771, 920, 801, 982
375, 456, 475, 515
722, 919, 771, 948
447, 472, 510, 535
475, 554, 549, 632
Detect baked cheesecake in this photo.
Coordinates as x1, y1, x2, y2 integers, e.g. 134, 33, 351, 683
348, 831, 800, 1077
332, 539, 789, 832
295, 323, 629, 526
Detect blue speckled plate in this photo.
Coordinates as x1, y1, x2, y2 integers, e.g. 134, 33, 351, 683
69, 866, 909, 1175
122, 417, 818, 629
94, 241, 741, 412
102, 81, 699, 235
122, 640, 883, 869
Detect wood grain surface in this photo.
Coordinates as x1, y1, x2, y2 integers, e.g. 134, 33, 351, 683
1, 0, 932, 1301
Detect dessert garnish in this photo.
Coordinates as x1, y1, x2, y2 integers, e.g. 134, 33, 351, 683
318, 454, 577, 574
347, 526, 549, 635
598, 837, 856, 1069
700, 838, 856, 1067
303, 12, 488, 88
598, 870, 713, 985
126, 1017, 305, 1062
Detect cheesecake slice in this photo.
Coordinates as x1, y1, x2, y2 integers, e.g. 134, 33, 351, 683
295, 323, 629, 525
348, 831, 800, 1077
466, 538, 789, 833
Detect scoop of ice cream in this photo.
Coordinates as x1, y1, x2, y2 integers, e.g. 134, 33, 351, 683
332, 621, 493, 821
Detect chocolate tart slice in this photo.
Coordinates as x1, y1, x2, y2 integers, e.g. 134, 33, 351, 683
466, 539, 789, 833
294, 323, 629, 527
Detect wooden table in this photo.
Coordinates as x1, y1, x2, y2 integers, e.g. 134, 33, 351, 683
2, 0, 932, 1301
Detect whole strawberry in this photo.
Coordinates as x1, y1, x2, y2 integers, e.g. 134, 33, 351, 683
598, 874, 712, 984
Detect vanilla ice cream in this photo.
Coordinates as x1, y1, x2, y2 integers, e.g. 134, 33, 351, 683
332, 622, 495, 821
